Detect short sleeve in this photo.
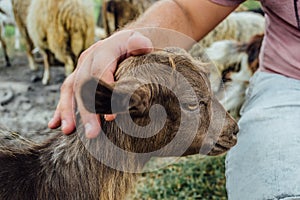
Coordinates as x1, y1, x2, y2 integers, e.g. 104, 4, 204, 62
209, 0, 246, 7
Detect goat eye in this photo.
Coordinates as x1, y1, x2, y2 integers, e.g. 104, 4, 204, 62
181, 103, 199, 111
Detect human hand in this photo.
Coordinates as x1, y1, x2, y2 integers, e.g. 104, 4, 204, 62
48, 30, 153, 138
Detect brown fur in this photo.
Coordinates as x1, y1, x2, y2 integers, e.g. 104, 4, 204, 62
102, 0, 158, 36
221, 34, 264, 82
27, 0, 95, 85
0, 48, 238, 199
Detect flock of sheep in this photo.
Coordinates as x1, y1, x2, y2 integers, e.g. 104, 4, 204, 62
0, 0, 95, 84
0, 0, 265, 199
0, 0, 265, 94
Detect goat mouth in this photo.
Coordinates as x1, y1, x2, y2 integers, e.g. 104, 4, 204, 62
208, 144, 229, 156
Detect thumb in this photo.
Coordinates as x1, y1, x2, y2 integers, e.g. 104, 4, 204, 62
126, 32, 153, 56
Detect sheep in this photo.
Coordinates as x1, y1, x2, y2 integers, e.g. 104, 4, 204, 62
101, 1, 263, 38
102, 0, 158, 36
0, 47, 238, 200
26, 0, 95, 85
12, 0, 37, 71
188, 11, 264, 98
189, 11, 265, 59
201, 11, 265, 48
206, 34, 264, 118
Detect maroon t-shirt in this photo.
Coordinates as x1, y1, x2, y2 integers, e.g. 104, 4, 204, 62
210, 0, 300, 80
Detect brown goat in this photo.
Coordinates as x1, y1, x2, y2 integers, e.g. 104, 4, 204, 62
0, 47, 238, 200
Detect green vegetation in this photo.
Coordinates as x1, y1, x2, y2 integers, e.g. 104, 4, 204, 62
243, 0, 261, 9
130, 155, 228, 200
4, 25, 15, 38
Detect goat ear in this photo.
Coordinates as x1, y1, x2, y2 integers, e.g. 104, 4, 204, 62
81, 78, 149, 115
246, 34, 263, 64
81, 78, 114, 114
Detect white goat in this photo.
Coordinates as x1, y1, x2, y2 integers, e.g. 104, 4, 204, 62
206, 34, 264, 118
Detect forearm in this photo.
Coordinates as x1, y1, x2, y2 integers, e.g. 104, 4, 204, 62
125, 0, 238, 42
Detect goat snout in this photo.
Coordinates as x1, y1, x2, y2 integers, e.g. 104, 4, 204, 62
209, 113, 238, 155
224, 113, 239, 136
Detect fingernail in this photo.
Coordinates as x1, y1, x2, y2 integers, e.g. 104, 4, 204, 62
48, 118, 54, 125
61, 120, 67, 130
85, 123, 95, 138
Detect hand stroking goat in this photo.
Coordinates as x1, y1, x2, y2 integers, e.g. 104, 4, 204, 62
0, 47, 238, 200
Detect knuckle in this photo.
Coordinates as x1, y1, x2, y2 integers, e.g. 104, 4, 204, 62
60, 75, 74, 92
60, 81, 71, 93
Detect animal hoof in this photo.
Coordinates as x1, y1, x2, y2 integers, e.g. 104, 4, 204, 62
42, 78, 49, 85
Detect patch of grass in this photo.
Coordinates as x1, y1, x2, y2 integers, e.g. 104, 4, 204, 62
4, 25, 15, 38
130, 155, 228, 200
242, 0, 261, 10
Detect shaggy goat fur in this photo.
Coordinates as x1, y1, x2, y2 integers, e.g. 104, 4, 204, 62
0, 48, 238, 200
27, 0, 95, 85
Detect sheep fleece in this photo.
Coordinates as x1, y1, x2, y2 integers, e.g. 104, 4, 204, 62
27, 0, 95, 63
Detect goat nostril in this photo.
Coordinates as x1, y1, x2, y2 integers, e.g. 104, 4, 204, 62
233, 125, 239, 136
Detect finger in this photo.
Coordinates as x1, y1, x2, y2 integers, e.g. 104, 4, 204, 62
48, 106, 62, 129
74, 54, 103, 138
95, 60, 116, 84
127, 31, 153, 55
57, 74, 77, 134
79, 109, 101, 138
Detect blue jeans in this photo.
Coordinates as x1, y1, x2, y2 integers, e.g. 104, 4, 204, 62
226, 71, 300, 200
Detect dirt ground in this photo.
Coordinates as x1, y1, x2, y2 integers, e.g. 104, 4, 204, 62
0, 50, 66, 142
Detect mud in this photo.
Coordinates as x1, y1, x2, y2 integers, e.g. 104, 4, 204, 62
0, 50, 66, 142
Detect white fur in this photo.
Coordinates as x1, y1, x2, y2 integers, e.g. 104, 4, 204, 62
206, 38, 260, 118
0, 0, 20, 49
